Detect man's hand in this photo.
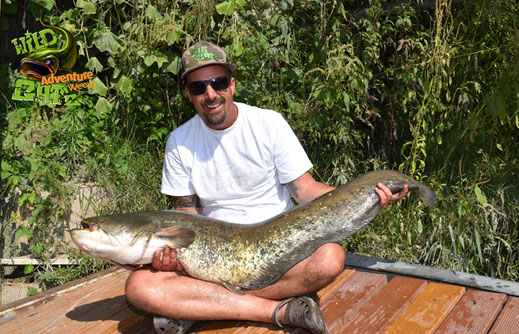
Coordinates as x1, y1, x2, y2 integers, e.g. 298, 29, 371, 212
375, 183, 409, 209
151, 247, 185, 272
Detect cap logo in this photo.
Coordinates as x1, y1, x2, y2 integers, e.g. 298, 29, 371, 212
190, 46, 223, 62
181, 41, 236, 79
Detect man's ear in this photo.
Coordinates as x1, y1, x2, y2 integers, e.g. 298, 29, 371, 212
230, 76, 236, 96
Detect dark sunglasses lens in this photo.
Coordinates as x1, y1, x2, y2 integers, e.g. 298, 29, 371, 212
187, 77, 230, 95
210, 77, 229, 91
187, 81, 207, 95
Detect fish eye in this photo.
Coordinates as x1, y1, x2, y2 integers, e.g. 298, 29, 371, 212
45, 60, 51, 65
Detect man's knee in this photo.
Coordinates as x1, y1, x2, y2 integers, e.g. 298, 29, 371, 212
313, 243, 346, 283
125, 269, 151, 308
125, 268, 174, 309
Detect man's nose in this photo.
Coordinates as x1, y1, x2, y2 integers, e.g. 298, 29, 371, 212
204, 84, 218, 99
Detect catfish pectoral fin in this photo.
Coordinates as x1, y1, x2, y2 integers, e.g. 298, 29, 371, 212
155, 226, 196, 247
223, 282, 245, 295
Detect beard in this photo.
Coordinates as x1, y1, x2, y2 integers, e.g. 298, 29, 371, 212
201, 98, 228, 126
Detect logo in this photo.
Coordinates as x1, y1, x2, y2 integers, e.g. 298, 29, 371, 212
11, 14, 96, 106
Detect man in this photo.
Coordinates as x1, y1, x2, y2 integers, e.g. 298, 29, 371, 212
125, 41, 408, 334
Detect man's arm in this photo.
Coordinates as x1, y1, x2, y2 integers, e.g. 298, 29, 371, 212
285, 172, 335, 204
172, 194, 201, 214
285, 172, 409, 207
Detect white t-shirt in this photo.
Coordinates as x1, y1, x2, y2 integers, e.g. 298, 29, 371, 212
161, 102, 313, 224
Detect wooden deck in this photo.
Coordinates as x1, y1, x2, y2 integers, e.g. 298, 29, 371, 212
1, 265, 517, 333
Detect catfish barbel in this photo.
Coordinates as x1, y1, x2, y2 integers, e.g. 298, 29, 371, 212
70, 170, 435, 292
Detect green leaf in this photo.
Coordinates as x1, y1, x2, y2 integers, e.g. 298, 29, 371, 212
115, 76, 134, 95
86, 57, 103, 73
77, 0, 96, 14
1, 171, 10, 180
146, 5, 163, 20
165, 56, 182, 74
284, 68, 302, 80
216, 0, 235, 15
27, 287, 39, 297
88, 77, 108, 96
232, 40, 243, 57
30, 242, 43, 254
1, 160, 11, 172
93, 31, 122, 54
474, 185, 487, 206
95, 97, 113, 114
30, 0, 55, 11
165, 30, 182, 45
19, 193, 28, 206
58, 165, 67, 178
140, 50, 169, 68
24, 264, 34, 275
83, 2, 97, 15
15, 226, 32, 240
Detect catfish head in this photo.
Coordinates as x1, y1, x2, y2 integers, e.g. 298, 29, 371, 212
70, 212, 195, 267
20, 15, 77, 79
20, 56, 58, 79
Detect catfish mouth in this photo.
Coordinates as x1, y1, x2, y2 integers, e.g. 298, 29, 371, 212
20, 58, 53, 79
80, 220, 99, 232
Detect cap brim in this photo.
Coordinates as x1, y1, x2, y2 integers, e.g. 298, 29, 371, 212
181, 63, 237, 80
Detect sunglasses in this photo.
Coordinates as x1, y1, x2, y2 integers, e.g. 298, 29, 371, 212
186, 76, 231, 96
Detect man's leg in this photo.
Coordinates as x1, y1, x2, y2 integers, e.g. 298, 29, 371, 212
125, 243, 345, 324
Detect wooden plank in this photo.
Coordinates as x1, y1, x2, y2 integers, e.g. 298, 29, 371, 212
76, 300, 150, 334
113, 313, 154, 334
0, 268, 132, 334
196, 321, 250, 333
320, 271, 388, 333
489, 296, 519, 334
384, 282, 465, 334
340, 276, 427, 333
195, 269, 357, 334
316, 269, 355, 302
435, 289, 506, 334
0, 267, 122, 323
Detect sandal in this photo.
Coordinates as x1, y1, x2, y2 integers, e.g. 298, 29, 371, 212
153, 316, 196, 334
272, 296, 328, 334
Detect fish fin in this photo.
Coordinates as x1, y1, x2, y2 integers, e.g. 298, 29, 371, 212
222, 282, 246, 295
418, 185, 437, 209
155, 226, 196, 248
106, 260, 140, 271
388, 182, 436, 209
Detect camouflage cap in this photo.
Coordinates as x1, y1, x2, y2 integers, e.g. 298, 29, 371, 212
181, 41, 236, 79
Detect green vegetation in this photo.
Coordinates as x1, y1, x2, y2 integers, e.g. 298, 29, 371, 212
1, 0, 518, 290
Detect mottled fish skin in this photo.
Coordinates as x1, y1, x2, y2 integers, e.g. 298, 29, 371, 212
71, 170, 436, 291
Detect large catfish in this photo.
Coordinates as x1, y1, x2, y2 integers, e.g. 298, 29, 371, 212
70, 170, 435, 292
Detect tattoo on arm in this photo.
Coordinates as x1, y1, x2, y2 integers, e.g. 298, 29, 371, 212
286, 181, 299, 200
173, 195, 201, 213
